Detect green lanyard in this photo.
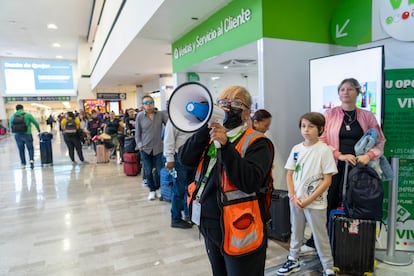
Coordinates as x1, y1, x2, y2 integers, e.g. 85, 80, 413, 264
195, 128, 246, 200
206, 128, 245, 158
195, 157, 217, 201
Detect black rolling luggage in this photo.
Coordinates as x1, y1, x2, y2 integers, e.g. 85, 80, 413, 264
39, 132, 53, 166
267, 189, 291, 242
330, 215, 376, 275
329, 162, 377, 275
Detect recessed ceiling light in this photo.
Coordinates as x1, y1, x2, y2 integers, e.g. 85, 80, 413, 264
56, 55, 63, 59
52, 43, 61, 48
223, 66, 229, 69
47, 23, 58, 29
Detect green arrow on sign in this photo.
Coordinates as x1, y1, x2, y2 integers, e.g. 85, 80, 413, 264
336, 18, 350, 38
330, 0, 372, 46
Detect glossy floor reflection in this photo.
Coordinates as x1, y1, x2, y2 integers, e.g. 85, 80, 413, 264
0, 127, 413, 275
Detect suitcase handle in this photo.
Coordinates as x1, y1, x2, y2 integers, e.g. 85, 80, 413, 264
340, 162, 349, 208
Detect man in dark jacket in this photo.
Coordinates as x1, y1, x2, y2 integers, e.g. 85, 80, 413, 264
87, 109, 103, 154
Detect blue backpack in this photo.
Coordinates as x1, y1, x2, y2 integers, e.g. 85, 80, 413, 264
344, 164, 384, 220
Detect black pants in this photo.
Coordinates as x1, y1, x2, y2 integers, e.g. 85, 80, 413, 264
327, 160, 347, 220
64, 134, 84, 162
201, 226, 267, 276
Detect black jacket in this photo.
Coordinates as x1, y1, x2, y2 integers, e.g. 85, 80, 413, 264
178, 125, 273, 229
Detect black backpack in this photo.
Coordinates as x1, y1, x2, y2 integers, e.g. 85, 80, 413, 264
344, 164, 384, 220
11, 113, 27, 133
64, 118, 77, 133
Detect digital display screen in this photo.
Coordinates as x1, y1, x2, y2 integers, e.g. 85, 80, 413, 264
310, 46, 384, 126
1, 59, 76, 96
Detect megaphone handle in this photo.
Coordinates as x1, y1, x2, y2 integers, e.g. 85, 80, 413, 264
214, 140, 221, 149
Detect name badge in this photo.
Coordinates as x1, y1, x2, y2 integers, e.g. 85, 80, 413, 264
191, 201, 201, 226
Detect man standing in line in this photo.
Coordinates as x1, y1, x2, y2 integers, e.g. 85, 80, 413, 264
163, 120, 196, 228
10, 104, 41, 169
135, 95, 168, 200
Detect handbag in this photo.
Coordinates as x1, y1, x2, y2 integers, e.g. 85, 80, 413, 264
124, 136, 137, 152
103, 140, 115, 149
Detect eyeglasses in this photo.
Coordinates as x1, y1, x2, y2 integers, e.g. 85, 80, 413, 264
143, 100, 154, 105
217, 99, 248, 108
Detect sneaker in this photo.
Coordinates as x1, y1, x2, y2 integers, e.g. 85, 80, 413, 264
81, 160, 89, 164
324, 269, 336, 276
277, 256, 300, 275
148, 191, 155, 201
21, 163, 26, 169
30, 160, 34, 169
171, 219, 192, 229
155, 189, 161, 199
300, 244, 317, 256
72, 161, 77, 165
142, 178, 147, 187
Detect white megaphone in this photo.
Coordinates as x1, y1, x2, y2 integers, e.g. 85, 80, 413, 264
168, 82, 227, 147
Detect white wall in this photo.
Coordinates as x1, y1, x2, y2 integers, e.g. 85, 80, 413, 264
89, 0, 164, 89
360, 38, 414, 70
197, 72, 258, 102
258, 38, 353, 189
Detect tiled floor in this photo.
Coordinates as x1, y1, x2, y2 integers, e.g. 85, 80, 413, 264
0, 125, 413, 275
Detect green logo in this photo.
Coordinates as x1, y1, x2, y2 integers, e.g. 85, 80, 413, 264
390, 0, 403, 9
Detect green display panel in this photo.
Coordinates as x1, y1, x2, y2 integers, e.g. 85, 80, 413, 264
383, 69, 414, 251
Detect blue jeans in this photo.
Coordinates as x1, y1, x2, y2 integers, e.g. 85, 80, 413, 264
171, 154, 196, 223
140, 151, 163, 192
14, 134, 34, 164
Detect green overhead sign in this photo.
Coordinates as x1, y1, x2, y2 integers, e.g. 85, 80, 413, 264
172, 0, 263, 73
172, 0, 376, 72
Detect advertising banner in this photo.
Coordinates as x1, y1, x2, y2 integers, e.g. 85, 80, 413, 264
382, 68, 414, 251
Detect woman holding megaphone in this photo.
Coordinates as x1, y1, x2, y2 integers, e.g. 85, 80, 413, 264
179, 85, 274, 276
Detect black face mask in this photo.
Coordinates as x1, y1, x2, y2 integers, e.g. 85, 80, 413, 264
223, 107, 243, 129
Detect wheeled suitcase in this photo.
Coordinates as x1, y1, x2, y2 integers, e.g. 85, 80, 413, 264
330, 215, 376, 275
123, 152, 140, 176
267, 189, 291, 242
160, 168, 174, 202
96, 144, 110, 163
329, 162, 376, 275
39, 132, 53, 166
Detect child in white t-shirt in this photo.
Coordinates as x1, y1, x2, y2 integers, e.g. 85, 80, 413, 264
277, 112, 338, 276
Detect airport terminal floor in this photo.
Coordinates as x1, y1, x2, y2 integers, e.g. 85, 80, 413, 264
0, 124, 413, 275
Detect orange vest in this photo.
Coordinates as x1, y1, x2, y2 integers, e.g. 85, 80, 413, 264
221, 128, 272, 256
189, 127, 273, 256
